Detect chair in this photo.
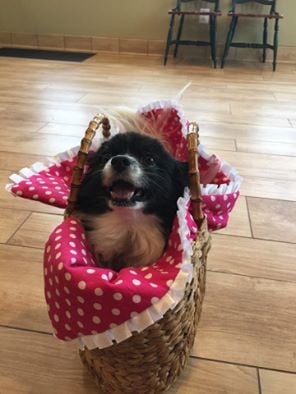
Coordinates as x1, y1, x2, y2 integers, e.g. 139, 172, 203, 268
163, 0, 221, 67
221, 0, 283, 71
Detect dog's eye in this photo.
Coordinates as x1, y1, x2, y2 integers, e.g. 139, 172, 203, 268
140, 155, 155, 166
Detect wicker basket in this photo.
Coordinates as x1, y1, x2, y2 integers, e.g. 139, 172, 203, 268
65, 116, 211, 393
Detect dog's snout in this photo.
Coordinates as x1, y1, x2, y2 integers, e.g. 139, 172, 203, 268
111, 155, 132, 172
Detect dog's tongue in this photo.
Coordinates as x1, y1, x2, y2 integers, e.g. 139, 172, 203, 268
110, 184, 135, 200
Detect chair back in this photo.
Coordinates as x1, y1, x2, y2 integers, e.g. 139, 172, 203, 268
176, 0, 220, 12
230, 0, 277, 14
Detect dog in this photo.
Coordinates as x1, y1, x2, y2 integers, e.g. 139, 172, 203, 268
74, 131, 188, 270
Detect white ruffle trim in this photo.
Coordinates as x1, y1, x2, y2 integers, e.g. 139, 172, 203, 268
5, 146, 79, 196
75, 189, 194, 350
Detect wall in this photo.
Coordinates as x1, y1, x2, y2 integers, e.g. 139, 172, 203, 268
0, 0, 294, 48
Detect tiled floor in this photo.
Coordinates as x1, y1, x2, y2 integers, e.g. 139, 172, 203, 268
0, 53, 296, 393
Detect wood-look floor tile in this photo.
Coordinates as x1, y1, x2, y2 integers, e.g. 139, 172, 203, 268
260, 370, 296, 394
202, 136, 236, 152
193, 271, 296, 372
217, 196, 252, 238
0, 328, 97, 394
0, 151, 46, 172
0, 245, 50, 332
247, 197, 296, 243
210, 234, 296, 282
0, 208, 30, 243
237, 138, 296, 156
240, 176, 296, 202
171, 359, 258, 394
9, 213, 62, 249
38, 123, 85, 137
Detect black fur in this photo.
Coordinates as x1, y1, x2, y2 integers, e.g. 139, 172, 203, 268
75, 132, 188, 238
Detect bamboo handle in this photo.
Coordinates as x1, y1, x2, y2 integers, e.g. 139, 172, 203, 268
187, 122, 204, 225
64, 114, 111, 218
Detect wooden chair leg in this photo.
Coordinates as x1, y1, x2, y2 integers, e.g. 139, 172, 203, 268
164, 14, 176, 65
209, 15, 217, 68
174, 14, 185, 58
221, 16, 238, 68
262, 17, 268, 63
273, 18, 279, 71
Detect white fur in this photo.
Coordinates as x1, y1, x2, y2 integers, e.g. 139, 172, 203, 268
78, 208, 165, 268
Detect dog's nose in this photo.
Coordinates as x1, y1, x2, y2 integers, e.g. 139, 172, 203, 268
111, 155, 132, 172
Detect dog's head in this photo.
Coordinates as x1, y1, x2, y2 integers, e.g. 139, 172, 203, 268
76, 132, 187, 229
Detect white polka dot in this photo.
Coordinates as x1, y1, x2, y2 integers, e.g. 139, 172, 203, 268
45, 191, 52, 195
91, 330, 98, 335
44, 267, 48, 276
65, 299, 71, 306
62, 196, 68, 200
69, 241, 76, 248
64, 286, 70, 294
166, 280, 173, 287
78, 281, 86, 290
55, 229, 62, 234
87, 269, 95, 274
130, 312, 138, 318
177, 244, 182, 251
46, 245, 51, 253
16, 191, 23, 196
69, 227, 77, 231
151, 297, 159, 304
54, 276, 59, 284
115, 280, 123, 285
113, 292, 123, 301
49, 198, 56, 204
58, 262, 64, 271
93, 303, 102, 310
101, 274, 108, 281
144, 273, 152, 279
150, 283, 158, 288
92, 316, 101, 324
70, 220, 77, 225
71, 257, 77, 264
65, 273, 71, 281
94, 287, 103, 296
55, 252, 61, 259
54, 314, 59, 322
112, 308, 120, 316
210, 195, 216, 202
224, 195, 228, 201
70, 250, 77, 255
77, 308, 84, 316
65, 324, 71, 331
109, 323, 117, 329
54, 243, 61, 250
55, 288, 60, 296
46, 291, 51, 299
215, 204, 221, 209
55, 186, 61, 190
227, 202, 231, 208
132, 295, 141, 304
81, 249, 87, 256
132, 279, 141, 286
65, 311, 71, 319
129, 270, 137, 275
49, 278, 53, 286
77, 321, 84, 328
69, 234, 77, 239
141, 267, 149, 271
55, 235, 62, 241
32, 194, 39, 199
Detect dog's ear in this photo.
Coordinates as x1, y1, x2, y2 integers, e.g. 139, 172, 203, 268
174, 160, 188, 194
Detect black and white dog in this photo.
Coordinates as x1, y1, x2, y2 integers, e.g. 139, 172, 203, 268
74, 131, 188, 270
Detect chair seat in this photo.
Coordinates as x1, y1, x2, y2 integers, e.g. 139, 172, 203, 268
228, 12, 283, 19
169, 9, 221, 16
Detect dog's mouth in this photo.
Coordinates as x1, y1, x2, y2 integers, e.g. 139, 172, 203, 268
107, 180, 145, 207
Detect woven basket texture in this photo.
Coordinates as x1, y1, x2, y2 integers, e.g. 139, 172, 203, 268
79, 220, 210, 394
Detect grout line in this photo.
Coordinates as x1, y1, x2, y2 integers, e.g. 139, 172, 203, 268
207, 268, 296, 285
257, 368, 262, 394
245, 196, 255, 239
190, 355, 296, 375
5, 211, 32, 245
0, 324, 52, 337
233, 138, 238, 152
288, 118, 294, 128
213, 232, 296, 246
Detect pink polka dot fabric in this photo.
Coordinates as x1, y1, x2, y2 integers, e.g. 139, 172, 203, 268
7, 100, 242, 345
44, 211, 197, 342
